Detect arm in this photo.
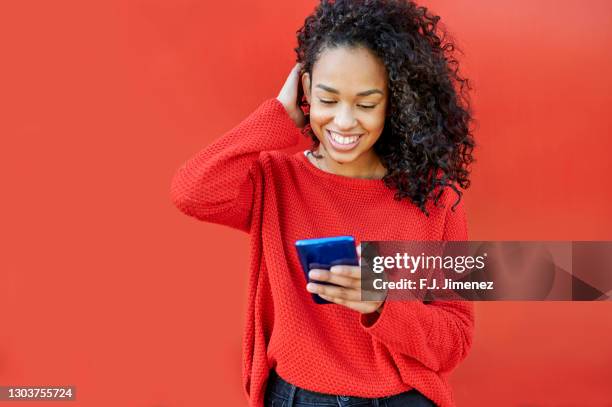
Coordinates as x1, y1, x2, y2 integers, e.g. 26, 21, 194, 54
360, 193, 475, 373
170, 98, 301, 231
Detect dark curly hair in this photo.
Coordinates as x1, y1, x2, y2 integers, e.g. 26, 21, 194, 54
296, 0, 475, 215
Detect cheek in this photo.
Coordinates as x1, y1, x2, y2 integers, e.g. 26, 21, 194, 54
308, 107, 333, 134
360, 111, 386, 134
309, 106, 334, 124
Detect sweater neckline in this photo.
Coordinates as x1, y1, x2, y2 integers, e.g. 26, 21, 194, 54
296, 151, 390, 191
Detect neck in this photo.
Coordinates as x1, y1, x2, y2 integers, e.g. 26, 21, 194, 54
314, 145, 386, 180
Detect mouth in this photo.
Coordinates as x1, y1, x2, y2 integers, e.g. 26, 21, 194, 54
325, 129, 364, 151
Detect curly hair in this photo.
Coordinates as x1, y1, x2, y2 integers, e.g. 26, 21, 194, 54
295, 0, 475, 215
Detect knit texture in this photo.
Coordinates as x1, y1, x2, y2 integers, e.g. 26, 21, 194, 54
170, 99, 474, 407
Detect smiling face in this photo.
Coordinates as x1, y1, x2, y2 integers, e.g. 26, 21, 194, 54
302, 45, 388, 172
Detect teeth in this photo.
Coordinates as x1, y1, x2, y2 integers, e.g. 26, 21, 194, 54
329, 131, 359, 145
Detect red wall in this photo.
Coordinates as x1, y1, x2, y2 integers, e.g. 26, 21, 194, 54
1, 0, 611, 406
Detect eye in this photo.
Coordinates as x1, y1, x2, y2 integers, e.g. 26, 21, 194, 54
358, 104, 377, 109
318, 99, 337, 104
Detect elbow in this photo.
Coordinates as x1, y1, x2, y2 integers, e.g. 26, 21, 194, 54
439, 318, 474, 373
170, 171, 188, 210
169, 174, 237, 223
170, 187, 195, 218
170, 186, 213, 221
170, 189, 192, 216
169, 171, 203, 218
458, 305, 476, 362
456, 319, 474, 364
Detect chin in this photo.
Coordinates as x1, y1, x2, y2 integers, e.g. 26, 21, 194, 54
325, 148, 361, 164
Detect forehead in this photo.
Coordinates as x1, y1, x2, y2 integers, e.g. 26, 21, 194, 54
311, 45, 388, 92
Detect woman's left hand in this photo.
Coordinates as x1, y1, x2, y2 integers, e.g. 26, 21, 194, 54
306, 246, 386, 315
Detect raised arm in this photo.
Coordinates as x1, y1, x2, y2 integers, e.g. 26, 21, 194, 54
170, 65, 305, 231
170, 98, 301, 231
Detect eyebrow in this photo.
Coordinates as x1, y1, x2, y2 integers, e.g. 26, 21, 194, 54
315, 84, 384, 97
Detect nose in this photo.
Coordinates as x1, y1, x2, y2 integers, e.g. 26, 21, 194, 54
333, 105, 357, 130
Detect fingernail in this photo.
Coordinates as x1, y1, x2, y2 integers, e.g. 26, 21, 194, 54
306, 283, 316, 292
309, 270, 321, 278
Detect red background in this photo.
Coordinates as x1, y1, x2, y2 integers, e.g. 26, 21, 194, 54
1, 0, 612, 406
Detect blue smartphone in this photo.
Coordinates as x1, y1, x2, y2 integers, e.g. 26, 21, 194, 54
295, 236, 359, 304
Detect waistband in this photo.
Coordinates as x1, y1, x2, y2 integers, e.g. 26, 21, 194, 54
266, 369, 430, 406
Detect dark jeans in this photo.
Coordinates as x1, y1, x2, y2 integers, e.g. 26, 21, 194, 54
264, 369, 437, 407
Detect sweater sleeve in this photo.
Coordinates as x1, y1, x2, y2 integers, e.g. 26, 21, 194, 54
170, 99, 302, 232
359, 194, 475, 374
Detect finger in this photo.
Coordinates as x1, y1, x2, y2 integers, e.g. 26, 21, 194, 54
306, 282, 361, 302
318, 294, 381, 314
360, 286, 388, 302
309, 269, 360, 289
287, 63, 303, 89
289, 64, 299, 81
279, 64, 300, 99
330, 265, 360, 279
318, 293, 349, 306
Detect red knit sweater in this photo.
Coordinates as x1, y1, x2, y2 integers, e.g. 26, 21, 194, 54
170, 99, 474, 407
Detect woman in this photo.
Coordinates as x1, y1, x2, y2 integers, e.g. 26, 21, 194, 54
170, 0, 475, 406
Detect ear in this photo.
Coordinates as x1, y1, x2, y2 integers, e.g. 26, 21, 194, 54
301, 72, 311, 103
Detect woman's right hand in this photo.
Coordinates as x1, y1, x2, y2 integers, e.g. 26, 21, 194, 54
276, 63, 306, 128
